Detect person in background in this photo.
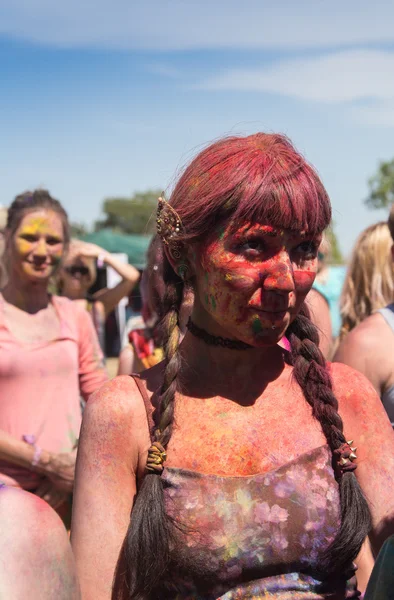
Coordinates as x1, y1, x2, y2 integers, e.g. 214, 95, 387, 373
338, 222, 394, 341
334, 213, 394, 426
58, 239, 140, 351
0, 485, 80, 599
313, 235, 346, 341
72, 134, 394, 600
118, 235, 193, 374
364, 534, 394, 599
0, 190, 107, 522
306, 288, 332, 358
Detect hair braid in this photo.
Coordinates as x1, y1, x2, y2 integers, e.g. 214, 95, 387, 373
286, 304, 371, 572
112, 258, 184, 600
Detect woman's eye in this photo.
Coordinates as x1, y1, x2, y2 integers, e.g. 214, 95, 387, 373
295, 241, 318, 258
20, 234, 37, 243
46, 237, 62, 246
239, 239, 266, 254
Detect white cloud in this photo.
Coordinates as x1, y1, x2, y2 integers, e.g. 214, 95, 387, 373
351, 101, 394, 126
1, 0, 394, 50
195, 50, 394, 106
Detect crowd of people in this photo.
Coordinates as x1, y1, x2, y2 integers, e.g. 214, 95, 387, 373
1, 133, 394, 599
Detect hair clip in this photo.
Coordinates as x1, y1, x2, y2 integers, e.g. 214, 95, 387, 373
146, 441, 167, 475
156, 196, 184, 259
334, 440, 358, 475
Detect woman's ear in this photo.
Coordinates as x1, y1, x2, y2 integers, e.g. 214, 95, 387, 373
163, 243, 195, 281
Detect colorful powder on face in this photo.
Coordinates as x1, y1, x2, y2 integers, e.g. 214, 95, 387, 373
252, 317, 263, 333
210, 295, 217, 311
204, 293, 209, 307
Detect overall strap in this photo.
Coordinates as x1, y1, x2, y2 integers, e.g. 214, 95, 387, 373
130, 374, 155, 439
376, 303, 394, 332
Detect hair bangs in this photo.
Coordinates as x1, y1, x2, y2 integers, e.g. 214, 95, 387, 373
170, 133, 331, 243
231, 158, 331, 238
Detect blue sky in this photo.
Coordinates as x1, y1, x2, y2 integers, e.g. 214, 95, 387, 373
1, 0, 394, 256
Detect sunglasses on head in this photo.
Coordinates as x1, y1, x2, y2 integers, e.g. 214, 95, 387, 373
65, 265, 90, 277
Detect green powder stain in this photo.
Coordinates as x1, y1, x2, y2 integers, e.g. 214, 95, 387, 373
219, 227, 225, 240
204, 293, 209, 306
252, 317, 263, 333
210, 295, 217, 311
205, 272, 209, 284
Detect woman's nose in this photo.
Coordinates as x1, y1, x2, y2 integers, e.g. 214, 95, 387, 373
34, 238, 48, 256
262, 255, 295, 293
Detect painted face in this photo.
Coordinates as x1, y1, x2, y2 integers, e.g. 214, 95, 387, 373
192, 222, 321, 347
60, 258, 94, 298
12, 210, 65, 282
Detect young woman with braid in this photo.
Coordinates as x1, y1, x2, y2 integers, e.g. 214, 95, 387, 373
71, 134, 394, 599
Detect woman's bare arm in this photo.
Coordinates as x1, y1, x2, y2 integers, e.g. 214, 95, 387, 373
71, 376, 150, 600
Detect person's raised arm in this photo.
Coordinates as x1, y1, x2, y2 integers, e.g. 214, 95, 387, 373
71, 375, 150, 600
93, 251, 140, 317
71, 241, 140, 317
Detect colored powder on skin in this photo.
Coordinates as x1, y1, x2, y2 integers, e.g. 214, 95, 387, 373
204, 293, 209, 307
51, 254, 62, 266
225, 273, 232, 281
252, 317, 263, 333
210, 295, 217, 311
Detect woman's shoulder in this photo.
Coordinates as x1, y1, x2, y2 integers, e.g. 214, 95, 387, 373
82, 375, 155, 474
328, 361, 385, 423
329, 361, 376, 396
85, 372, 160, 429
53, 295, 98, 327
52, 295, 85, 315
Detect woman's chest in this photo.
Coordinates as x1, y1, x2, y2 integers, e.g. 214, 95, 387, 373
0, 338, 79, 383
161, 446, 344, 597
3, 305, 61, 343
166, 391, 324, 477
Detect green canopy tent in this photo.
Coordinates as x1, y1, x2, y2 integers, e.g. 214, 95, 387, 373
79, 229, 152, 270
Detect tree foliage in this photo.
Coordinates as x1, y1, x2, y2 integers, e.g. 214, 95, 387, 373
365, 158, 394, 209
95, 190, 161, 235
70, 222, 89, 237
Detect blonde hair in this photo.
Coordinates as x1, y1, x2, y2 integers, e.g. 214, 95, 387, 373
339, 221, 394, 339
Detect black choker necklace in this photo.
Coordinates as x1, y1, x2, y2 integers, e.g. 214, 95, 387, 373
186, 318, 252, 350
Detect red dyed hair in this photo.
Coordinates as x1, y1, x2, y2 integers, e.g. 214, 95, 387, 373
169, 133, 331, 241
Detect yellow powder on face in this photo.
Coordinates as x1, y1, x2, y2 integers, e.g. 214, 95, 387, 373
14, 211, 64, 262
15, 238, 31, 255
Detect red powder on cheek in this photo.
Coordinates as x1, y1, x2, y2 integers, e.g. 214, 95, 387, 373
293, 270, 316, 293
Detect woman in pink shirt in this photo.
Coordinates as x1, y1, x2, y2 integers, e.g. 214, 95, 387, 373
0, 189, 107, 517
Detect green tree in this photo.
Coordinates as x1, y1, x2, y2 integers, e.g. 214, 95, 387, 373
70, 222, 89, 237
365, 158, 394, 209
95, 190, 161, 235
